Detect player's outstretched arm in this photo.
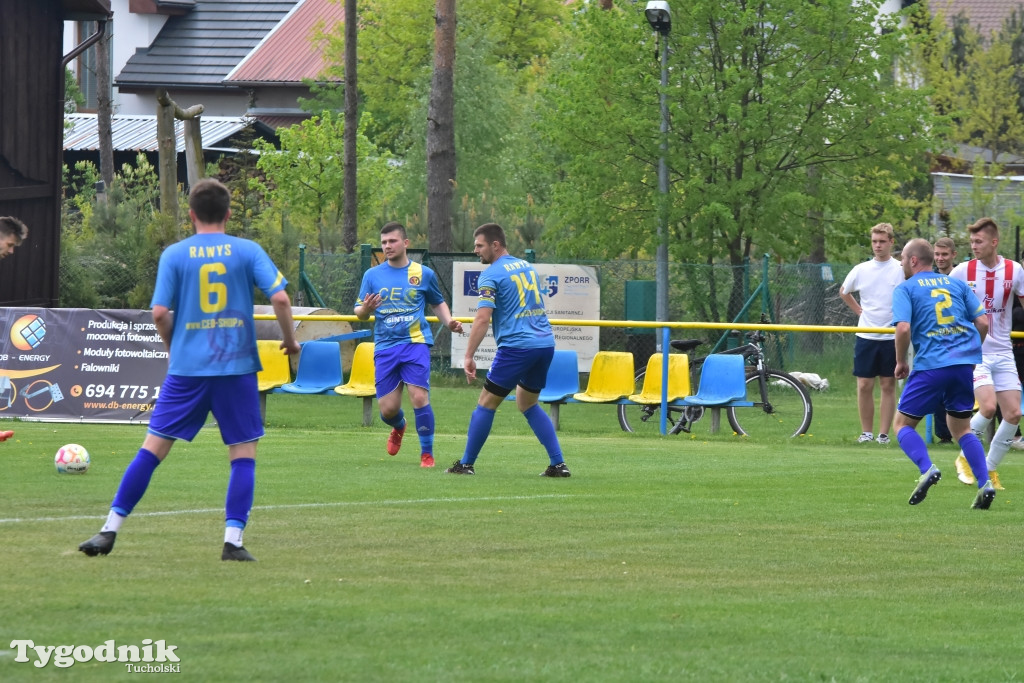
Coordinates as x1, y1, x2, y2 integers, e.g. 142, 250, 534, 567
270, 290, 300, 355
432, 301, 463, 334
973, 313, 989, 347
152, 305, 173, 350
355, 292, 382, 322
463, 307, 492, 383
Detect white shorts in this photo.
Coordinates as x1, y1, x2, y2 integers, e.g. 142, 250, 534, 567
974, 353, 1024, 393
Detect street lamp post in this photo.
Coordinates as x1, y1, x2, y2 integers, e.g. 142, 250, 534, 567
646, 1, 671, 434
645, 1, 671, 347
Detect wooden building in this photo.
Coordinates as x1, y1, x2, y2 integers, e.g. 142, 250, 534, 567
0, 0, 111, 307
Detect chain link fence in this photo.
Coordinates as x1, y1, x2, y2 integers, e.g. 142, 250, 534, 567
58, 249, 862, 374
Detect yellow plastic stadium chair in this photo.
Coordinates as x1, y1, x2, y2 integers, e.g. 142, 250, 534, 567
256, 339, 292, 424
335, 342, 376, 426
256, 340, 292, 393
628, 353, 690, 404
572, 351, 635, 403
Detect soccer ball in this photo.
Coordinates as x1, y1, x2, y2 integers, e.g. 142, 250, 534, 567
54, 444, 90, 474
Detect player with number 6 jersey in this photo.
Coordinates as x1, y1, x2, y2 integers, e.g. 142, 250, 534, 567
152, 233, 286, 375
78, 178, 301, 562
948, 217, 1024, 489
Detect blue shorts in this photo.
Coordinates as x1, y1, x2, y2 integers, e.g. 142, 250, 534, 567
148, 374, 264, 445
897, 366, 976, 419
853, 337, 896, 378
375, 343, 431, 398
486, 346, 554, 393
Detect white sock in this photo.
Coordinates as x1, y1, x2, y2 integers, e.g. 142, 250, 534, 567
988, 420, 1019, 470
224, 526, 244, 547
970, 412, 992, 440
100, 510, 125, 534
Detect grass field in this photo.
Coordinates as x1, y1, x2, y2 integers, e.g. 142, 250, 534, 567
2, 376, 1023, 682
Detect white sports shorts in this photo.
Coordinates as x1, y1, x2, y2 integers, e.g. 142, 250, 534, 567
973, 352, 1024, 393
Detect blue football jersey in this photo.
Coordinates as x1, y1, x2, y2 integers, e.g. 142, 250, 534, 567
355, 261, 445, 350
151, 233, 287, 376
891, 273, 984, 371
476, 255, 554, 349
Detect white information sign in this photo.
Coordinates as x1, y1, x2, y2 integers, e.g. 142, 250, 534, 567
451, 262, 600, 371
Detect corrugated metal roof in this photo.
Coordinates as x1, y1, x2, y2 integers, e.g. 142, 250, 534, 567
227, 0, 345, 84
254, 114, 312, 129
115, 1, 299, 90
63, 113, 256, 152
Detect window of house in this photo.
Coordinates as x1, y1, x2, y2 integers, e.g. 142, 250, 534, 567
74, 21, 113, 112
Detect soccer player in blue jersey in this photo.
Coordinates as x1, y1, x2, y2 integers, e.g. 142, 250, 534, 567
79, 178, 301, 561
891, 238, 994, 508
355, 222, 463, 468
446, 223, 570, 477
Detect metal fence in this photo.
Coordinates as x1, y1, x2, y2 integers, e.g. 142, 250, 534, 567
58, 247, 862, 373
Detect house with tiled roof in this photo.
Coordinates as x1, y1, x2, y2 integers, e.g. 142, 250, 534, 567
65, 0, 344, 129
930, 0, 1024, 36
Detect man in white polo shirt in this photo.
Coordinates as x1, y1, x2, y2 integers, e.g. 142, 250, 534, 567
840, 223, 905, 445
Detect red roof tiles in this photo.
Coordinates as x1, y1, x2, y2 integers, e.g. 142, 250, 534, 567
226, 0, 345, 84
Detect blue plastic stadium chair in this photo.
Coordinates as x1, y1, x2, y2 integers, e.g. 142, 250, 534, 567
280, 341, 343, 394
539, 349, 580, 403
681, 354, 747, 405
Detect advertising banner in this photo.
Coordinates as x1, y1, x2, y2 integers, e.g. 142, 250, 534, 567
0, 308, 168, 423
451, 263, 600, 371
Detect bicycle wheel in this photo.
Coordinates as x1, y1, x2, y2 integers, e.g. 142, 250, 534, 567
617, 370, 688, 434
726, 368, 813, 438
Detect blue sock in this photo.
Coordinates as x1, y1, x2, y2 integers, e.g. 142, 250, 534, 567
523, 404, 564, 465
381, 409, 406, 430
958, 431, 989, 487
110, 449, 161, 516
414, 405, 435, 454
897, 426, 932, 473
462, 406, 496, 465
225, 458, 256, 527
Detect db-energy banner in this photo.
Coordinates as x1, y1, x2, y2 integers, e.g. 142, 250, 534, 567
0, 308, 167, 423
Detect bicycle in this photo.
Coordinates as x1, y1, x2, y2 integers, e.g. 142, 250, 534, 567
617, 319, 813, 438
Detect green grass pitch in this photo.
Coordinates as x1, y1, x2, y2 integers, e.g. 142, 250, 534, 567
1, 382, 1022, 681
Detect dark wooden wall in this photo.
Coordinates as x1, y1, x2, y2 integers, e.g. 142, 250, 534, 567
0, 0, 65, 306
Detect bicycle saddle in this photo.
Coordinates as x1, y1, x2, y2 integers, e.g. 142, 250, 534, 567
669, 339, 703, 352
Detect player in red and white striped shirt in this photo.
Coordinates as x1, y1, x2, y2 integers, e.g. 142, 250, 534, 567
949, 218, 1024, 489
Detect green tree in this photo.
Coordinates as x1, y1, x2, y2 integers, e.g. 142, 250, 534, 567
60, 156, 186, 308
915, 5, 1024, 161
313, 0, 567, 154
536, 0, 938, 316
253, 111, 396, 253
960, 40, 1024, 160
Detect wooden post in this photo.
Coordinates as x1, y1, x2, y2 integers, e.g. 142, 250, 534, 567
155, 89, 205, 220
183, 119, 205, 187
